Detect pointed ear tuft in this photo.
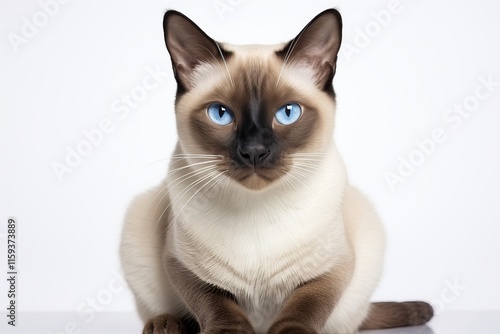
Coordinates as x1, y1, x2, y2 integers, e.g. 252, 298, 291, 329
276, 9, 342, 94
163, 11, 230, 93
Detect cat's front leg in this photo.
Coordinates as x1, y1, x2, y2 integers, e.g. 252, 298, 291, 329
267, 262, 354, 334
166, 256, 256, 334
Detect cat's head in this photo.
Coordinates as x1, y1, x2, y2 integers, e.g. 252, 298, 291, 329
163, 9, 342, 191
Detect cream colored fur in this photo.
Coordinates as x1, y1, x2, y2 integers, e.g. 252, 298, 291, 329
120, 44, 385, 334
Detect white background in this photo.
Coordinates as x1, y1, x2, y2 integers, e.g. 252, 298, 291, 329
1, 0, 499, 327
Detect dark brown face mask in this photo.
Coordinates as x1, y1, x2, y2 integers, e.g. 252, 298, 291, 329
163, 9, 342, 190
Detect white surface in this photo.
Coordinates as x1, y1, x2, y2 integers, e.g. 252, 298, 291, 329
2, 311, 500, 334
1, 0, 500, 316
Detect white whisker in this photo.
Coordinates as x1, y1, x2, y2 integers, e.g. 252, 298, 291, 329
135, 157, 170, 172
205, 171, 227, 199
191, 44, 233, 89
276, 28, 307, 87
150, 165, 218, 222
290, 153, 328, 156
287, 169, 315, 194
155, 170, 218, 235
163, 171, 224, 236
171, 154, 222, 158
293, 162, 323, 171
215, 42, 234, 88
220, 174, 231, 204
168, 160, 221, 175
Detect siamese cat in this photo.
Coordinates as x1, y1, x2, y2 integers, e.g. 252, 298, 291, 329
120, 9, 433, 334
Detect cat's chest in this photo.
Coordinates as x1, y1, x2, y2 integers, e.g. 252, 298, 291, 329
171, 194, 346, 297
171, 203, 345, 332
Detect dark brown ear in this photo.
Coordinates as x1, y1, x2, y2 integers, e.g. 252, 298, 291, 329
276, 9, 342, 94
163, 11, 230, 94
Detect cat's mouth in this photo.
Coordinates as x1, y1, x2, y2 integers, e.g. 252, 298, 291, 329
227, 166, 287, 191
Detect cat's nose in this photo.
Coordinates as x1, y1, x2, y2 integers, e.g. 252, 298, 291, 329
238, 144, 270, 166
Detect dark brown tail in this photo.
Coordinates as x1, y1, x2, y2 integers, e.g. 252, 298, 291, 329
360, 301, 434, 330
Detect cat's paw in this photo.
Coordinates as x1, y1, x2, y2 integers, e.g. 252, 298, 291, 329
201, 326, 255, 334
201, 323, 256, 334
143, 314, 187, 334
268, 322, 318, 334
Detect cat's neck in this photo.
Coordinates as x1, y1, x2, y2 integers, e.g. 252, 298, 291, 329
166, 143, 347, 227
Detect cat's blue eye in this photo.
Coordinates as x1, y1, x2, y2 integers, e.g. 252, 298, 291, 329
275, 103, 302, 125
207, 103, 234, 126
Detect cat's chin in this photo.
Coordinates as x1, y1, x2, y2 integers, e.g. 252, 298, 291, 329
232, 171, 281, 191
